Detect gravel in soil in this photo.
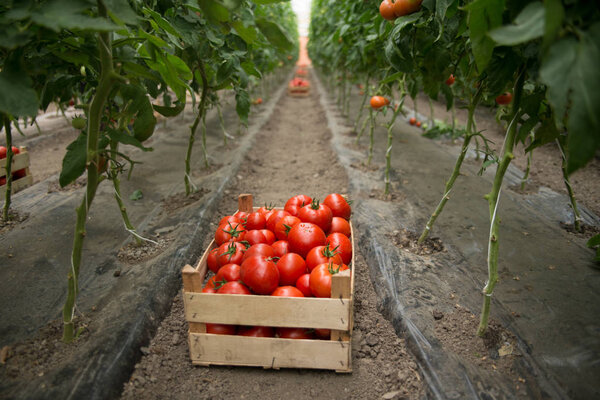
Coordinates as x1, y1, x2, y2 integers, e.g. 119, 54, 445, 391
0, 210, 28, 234
120, 73, 425, 400
388, 228, 444, 256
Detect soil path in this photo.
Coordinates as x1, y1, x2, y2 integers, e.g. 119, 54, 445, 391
120, 72, 424, 400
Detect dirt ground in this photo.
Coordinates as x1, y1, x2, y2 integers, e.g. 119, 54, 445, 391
406, 94, 600, 220
2, 67, 599, 399
120, 78, 424, 400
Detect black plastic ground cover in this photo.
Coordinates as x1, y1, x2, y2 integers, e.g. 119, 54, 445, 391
313, 70, 599, 399
0, 76, 290, 400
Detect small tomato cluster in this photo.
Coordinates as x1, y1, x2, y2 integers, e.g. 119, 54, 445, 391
203, 193, 353, 339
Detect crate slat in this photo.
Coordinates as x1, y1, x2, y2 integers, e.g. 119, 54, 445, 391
0, 151, 30, 177
189, 333, 351, 371
184, 292, 351, 330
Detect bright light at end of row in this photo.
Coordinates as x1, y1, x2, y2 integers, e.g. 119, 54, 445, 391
291, 0, 312, 37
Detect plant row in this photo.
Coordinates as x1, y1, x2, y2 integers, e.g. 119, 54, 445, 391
308, 0, 600, 335
0, 0, 298, 343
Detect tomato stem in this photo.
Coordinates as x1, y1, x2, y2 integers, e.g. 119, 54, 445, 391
185, 60, 208, 195
63, 0, 117, 343
477, 67, 526, 337
557, 137, 582, 232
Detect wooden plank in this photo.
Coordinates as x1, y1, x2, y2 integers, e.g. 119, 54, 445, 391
183, 292, 351, 330
182, 264, 206, 333
189, 333, 351, 371
0, 150, 30, 178
330, 269, 352, 342
238, 194, 253, 213
0, 175, 33, 197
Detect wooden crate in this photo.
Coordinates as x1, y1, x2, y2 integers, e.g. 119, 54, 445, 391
287, 82, 310, 97
182, 193, 355, 372
0, 147, 34, 196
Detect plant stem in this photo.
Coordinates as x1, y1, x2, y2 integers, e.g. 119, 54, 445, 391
521, 133, 534, 190
354, 73, 370, 132
385, 102, 403, 195
216, 101, 228, 146
557, 138, 582, 232
184, 60, 208, 196
418, 90, 481, 244
367, 107, 375, 165
428, 97, 434, 126
63, 0, 115, 343
2, 115, 14, 221
109, 140, 141, 246
477, 69, 525, 337
201, 113, 208, 168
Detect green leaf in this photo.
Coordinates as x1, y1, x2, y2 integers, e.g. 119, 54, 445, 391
566, 24, 600, 174
542, 0, 564, 51
198, 0, 230, 23
107, 129, 152, 152
241, 61, 262, 78
104, 0, 139, 25
465, 0, 505, 72
59, 133, 87, 187
153, 102, 185, 117
526, 117, 560, 152
252, 0, 286, 3
0, 59, 38, 117
539, 38, 576, 126
235, 88, 250, 124
489, 2, 545, 46
130, 189, 143, 201
31, 0, 119, 31
232, 20, 257, 44
143, 7, 181, 38
256, 17, 294, 51
119, 84, 157, 143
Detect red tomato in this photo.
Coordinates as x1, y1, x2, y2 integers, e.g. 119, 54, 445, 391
257, 205, 275, 216
370, 96, 389, 110
217, 281, 251, 295
274, 215, 301, 240
260, 229, 276, 245
202, 276, 218, 293
244, 212, 266, 230
329, 217, 351, 237
277, 327, 314, 339
243, 243, 275, 261
238, 326, 274, 337
219, 215, 242, 226
409, 117, 417, 125
445, 74, 455, 86
284, 194, 312, 216
12, 169, 26, 180
276, 253, 307, 286
287, 222, 327, 258
233, 211, 248, 221
266, 210, 291, 232
295, 274, 312, 297
0, 177, 6, 186
216, 241, 246, 267
297, 200, 333, 233
271, 286, 304, 297
393, 0, 422, 17
215, 263, 241, 282
309, 263, 339, 298
272, 240, 289, 257
207, 247, 220, 273
206, 324, 236, 335
314, 329, 331, 339
11, 146, 20, 155
240, 256, 280, 294
214, 222, 246, 246
326, 233, 352, 265
0, 146, 6, 159
245, 229, 271, 245
380, 0, 396, 20
416, 121, 422, 128
323, 193, 351, 220
306, 244, 344, 272
495, 92, 513, 105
